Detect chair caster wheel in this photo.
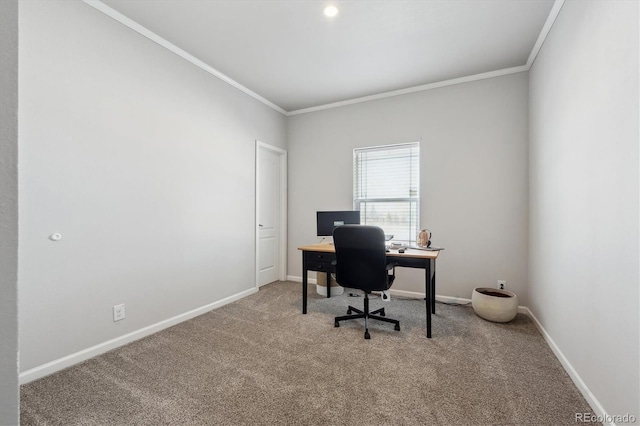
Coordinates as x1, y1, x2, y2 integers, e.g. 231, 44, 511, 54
347, 309, 352, 315
379, 309, 385, 317
394, 324, 400, 331
335, 321, 340, 327
364, 331, 370, 339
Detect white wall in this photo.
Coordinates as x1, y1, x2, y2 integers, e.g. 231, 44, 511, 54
529, 0, 639, 419
287, 73, 529, 303
18, 0, 286, 373
0, 1, 20, 423
15, 1, 638, 421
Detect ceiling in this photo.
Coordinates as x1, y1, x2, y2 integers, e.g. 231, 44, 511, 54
98, 0, 557, 114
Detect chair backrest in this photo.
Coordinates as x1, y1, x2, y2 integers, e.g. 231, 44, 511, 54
333, 225, 389, 292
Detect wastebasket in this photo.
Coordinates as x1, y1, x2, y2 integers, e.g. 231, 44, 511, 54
316, 272, 344, 296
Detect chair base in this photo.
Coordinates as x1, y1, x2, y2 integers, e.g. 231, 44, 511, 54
334, 293, 400, 339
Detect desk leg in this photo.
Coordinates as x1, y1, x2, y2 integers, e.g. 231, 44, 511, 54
432, 260, 436, 313
302, 266, 308, 314
326, 272, 331, 298
425, 261, 432, 338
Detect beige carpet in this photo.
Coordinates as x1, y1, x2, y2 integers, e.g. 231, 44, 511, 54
21, 281, 597, 425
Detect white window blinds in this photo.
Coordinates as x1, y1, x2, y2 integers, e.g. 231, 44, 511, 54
353, 143, 420, 243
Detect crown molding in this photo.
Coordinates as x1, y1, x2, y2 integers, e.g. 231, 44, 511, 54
83, 0, 565, 118
82, 0, 288, 116
288, 0, 565, 116
287, 65, 529, 116
526, 0, 565, 68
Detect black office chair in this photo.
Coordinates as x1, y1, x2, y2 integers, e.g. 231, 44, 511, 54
332, 225, 400, 339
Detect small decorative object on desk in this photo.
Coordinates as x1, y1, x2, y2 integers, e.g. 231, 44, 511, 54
417, 229, 431, 247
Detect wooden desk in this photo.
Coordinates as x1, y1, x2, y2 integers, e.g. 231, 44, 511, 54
298, 243, 440, 338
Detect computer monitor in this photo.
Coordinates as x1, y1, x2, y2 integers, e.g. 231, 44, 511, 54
316, 211, 361, 237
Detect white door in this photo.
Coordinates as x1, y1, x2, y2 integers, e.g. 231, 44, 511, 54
256, 142, 286, 287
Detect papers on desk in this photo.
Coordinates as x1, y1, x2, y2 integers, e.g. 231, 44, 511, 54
386, 244, 444, 252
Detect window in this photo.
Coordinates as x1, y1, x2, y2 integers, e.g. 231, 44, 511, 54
353, 143, 420, 243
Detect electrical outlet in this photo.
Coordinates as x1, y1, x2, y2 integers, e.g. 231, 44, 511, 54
497, 280, 506, 290
113, 304, 125, 322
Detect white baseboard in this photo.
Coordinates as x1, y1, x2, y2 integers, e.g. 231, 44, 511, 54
19, 287, 258, 384
287, 274, 315, 284
389, 290, 530, 314
366, 281, 609, 421
291, 274, 607, 420
522, 307, 611, 425
21, 276, 608, 424
387, 288, 425, 299
288, 276, 528, 312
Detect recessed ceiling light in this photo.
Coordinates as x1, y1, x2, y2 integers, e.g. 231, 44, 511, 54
323, 5, 338, 17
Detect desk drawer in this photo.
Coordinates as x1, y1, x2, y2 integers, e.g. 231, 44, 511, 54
306, 252, 335, 262
306, 261, 333, 272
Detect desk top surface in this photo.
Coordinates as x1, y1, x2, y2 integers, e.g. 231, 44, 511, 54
298, 242, 440, 259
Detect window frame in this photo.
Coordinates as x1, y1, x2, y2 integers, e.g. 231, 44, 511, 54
353, 142, 420, 244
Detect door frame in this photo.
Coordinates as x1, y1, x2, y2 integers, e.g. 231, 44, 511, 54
255, 140, 288, 288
